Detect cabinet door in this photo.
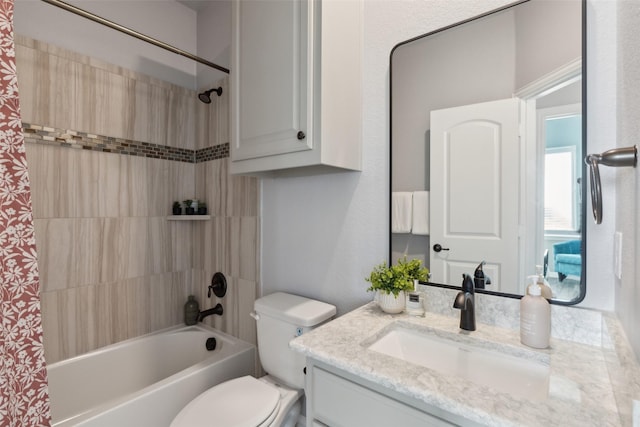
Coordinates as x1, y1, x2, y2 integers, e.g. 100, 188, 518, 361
311, 367, 454, 427
231, 0, 312, 161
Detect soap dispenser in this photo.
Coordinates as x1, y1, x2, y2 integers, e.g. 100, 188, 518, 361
184, 295, 199, 326
406, 279, 425, 317
520, 279, 550, 349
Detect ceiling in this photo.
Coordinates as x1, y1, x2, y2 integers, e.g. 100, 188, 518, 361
177, 0, 211, 13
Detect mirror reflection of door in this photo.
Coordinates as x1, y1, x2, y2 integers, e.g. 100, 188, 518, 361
389, 0, 585, 304
539, 104, 582, 301
430, 98, 520, 293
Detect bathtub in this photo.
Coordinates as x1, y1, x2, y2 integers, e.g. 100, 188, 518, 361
46, 324, 256, 427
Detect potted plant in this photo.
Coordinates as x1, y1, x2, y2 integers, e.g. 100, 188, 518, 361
183, 199, 194, 215
197, 201, 207, 215
365, 257, 429, 314
172, 201, 182, 215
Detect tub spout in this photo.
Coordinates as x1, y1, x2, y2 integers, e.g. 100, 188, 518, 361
197, 303, 223, 322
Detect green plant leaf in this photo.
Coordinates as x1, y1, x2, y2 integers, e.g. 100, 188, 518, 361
365, 257, 429, 295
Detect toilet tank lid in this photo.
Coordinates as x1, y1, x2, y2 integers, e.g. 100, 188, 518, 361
254, 292, 336, 327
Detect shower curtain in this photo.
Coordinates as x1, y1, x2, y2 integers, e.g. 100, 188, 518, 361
0, 0, 51, 425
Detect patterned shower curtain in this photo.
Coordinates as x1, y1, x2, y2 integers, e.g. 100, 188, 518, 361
0, 0, 52, 425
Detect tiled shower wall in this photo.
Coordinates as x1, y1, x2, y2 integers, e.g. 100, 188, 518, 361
15, 36, 259, 364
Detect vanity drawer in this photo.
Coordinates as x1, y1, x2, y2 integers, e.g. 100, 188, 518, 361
310, 366, 454, 427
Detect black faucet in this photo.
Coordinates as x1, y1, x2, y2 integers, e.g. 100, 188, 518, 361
453, 274, 475, 331
197, 303, 223, 322
473, 261, 492, 289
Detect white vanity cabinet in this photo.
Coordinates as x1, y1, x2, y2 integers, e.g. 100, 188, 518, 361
230, 0, 362, 175
305, 360, 477, 427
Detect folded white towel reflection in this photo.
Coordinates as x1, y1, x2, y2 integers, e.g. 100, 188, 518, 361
412, 191, 429, 235
392, 192, 412, 233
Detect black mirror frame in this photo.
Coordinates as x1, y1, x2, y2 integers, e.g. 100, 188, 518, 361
388, 0, 587, 305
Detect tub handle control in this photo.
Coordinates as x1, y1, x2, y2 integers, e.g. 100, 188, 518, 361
208, 272, 227, 298
249, 312, 260, 321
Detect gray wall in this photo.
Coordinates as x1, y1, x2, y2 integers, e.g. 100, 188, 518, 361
390, 9, 516, 268
14, 0, 199, 89
391, 10, 516, 193
391, 0, 582, 194
389, 0, 582, 273
515, 0, 582, 88
14, 0, 621, 317
262, 0, 615, 314
615, 0, 640, 360
196, 0, 231, 90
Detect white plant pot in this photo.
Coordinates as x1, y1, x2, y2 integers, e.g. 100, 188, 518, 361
377, 290, 406, 314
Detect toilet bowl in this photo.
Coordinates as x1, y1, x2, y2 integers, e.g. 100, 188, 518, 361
170, 375, 301, 427
170, 292, 336, 427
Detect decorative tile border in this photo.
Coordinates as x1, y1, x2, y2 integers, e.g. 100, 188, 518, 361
195, 143, 229, 163
21, 123, 229, 163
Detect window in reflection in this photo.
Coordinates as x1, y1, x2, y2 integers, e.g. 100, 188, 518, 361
545, 147, 576, 231
543, 113, 582, 234
541, 111, 582, 300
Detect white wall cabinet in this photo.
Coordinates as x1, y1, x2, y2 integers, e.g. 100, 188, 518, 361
230, 0, 362, 175
305, 360, 480, 427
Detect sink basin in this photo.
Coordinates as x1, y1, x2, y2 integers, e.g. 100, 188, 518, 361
367, 325, 550, 401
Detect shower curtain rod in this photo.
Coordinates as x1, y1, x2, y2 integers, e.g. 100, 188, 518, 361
40, 0, 230, 74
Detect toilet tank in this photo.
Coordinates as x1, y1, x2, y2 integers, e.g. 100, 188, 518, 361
254, 292, 336, 389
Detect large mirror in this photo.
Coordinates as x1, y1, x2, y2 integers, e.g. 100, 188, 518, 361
390, 0, 586, 304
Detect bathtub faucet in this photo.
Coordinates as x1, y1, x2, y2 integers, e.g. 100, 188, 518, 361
197, 303, 224, 322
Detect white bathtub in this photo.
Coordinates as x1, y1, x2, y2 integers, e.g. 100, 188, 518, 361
46, 324, 256, 427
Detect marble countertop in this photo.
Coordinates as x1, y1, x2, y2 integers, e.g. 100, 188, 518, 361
291, 294, 640, 426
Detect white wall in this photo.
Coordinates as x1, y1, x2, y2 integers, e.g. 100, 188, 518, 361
261, 0, 617, 315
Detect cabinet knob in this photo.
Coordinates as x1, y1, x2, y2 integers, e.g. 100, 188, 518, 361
297, 131, 306, 140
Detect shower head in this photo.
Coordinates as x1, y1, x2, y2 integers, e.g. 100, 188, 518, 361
198, 87, 223, 104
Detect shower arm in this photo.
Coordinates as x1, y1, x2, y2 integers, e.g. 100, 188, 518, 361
40, 0, 230, 74
584, 145, 637, 224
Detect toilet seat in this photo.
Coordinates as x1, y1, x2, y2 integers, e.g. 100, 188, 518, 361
171, 376, 280, 427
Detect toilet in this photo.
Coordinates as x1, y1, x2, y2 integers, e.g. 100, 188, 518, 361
171, 292, 336, 427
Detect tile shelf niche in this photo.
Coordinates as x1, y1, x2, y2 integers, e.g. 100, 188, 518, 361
167, 215, 211, 221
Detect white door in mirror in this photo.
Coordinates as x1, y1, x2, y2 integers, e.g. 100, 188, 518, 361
430, 98, 520, 292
